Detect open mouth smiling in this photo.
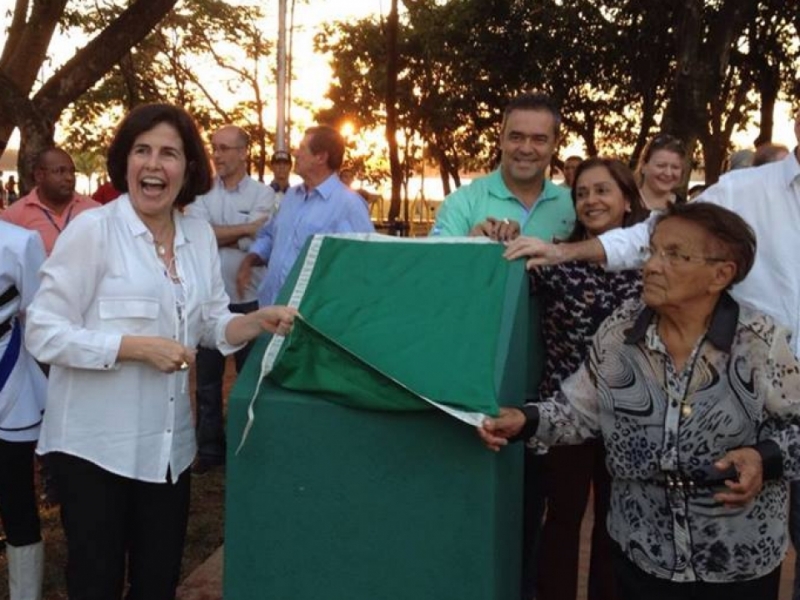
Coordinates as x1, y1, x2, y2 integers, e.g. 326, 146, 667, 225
141, 177, 167, 193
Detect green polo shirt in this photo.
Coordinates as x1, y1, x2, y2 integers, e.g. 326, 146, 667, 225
430, 170, 576, 400
430, 169, 575, 240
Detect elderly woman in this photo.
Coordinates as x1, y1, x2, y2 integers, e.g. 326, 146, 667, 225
481, 202, 800, 600
25, 104, 296, 600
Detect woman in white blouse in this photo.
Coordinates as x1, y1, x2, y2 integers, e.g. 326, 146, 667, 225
25, 104, 296, 600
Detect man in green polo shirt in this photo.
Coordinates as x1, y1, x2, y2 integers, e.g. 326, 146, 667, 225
431, 92, 575, 600
430, 92, 574, 241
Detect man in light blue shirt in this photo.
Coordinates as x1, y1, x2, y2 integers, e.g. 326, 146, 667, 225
237, 126, 374, 307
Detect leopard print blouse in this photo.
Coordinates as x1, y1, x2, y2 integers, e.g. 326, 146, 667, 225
535, 294, 800, 582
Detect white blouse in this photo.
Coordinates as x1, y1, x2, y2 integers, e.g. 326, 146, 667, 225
25, 195, 241, 483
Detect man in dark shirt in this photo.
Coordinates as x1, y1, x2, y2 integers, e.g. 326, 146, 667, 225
269, 150, 292, 196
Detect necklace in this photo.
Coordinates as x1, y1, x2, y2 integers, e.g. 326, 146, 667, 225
151, 221, 174, 257
671, 336, 706, 418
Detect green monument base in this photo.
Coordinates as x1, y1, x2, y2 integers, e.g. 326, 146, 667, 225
224, 358, 523, 600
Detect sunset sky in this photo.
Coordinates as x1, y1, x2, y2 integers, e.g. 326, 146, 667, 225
0, 1, 795, 156
0, 0, 384, 148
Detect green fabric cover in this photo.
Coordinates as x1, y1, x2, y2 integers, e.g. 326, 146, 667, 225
266, 235, 527, 418
224, 376, 524, 600
270, 316, 430, 411
223, 235, 529, 599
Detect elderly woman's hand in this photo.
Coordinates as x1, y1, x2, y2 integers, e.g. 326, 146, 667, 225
476, 408, 527, 452
712, 447, 764, 507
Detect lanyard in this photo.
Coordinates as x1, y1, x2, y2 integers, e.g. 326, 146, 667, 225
39, 204, 75, 233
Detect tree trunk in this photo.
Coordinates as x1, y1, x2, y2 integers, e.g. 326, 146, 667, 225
701, 136, 726, 186
661, 0, 759, 186
754, 66, 780, 147
385, 0, 404, 228
438, 163, 450, 197
12, 98, 55, 196
630, 95, 661, 170
0, 0, 180, 186
431, 141, 461, 197
660, 0, 705, 157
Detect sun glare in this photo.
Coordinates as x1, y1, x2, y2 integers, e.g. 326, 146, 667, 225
340, 121, 356, 138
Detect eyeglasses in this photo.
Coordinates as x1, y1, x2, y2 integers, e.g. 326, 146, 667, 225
639, 246, 728, 267
40, 166, 76, 176
210, 144, 245, 153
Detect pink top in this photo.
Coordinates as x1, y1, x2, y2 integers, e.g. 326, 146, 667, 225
1, 188, 99, 255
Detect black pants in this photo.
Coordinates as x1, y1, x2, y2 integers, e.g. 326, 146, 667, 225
538, 441, 615, 600
47, 452, 191, 600
195, 300, 257, 461
0, 439, 41, 546
612, 543, 780, 600
521, 451, 547, 600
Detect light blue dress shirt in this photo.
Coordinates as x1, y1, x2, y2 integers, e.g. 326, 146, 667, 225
251, 173, 374, 306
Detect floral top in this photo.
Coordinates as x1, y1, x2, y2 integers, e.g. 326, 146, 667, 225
532, 261, 642, 400
534, 294, 800, 582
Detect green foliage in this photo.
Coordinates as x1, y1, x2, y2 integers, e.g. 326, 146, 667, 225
60, 0, 275, 177
318, 0, 798, 193
316, 0, 665, 195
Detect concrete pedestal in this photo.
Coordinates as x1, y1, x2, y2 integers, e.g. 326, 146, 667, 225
224, 371, 523, 600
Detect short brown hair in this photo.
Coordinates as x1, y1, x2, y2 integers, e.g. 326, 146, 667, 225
653, 202, 756, 287
107, 104, 212, 208
306, 126, 346, 171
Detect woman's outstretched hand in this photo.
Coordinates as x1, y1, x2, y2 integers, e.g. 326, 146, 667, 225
476, 407, 527, 451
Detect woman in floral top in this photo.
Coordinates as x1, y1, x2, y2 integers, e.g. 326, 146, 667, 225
530, 157, 648, 600
484, 202, 800, 600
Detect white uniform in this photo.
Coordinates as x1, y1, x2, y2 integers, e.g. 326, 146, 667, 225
0, 222, 47, 442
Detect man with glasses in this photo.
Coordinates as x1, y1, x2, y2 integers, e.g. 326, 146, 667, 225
505, 113, 800, 599
185, 124, 279, 475
0, 147, 98, 255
